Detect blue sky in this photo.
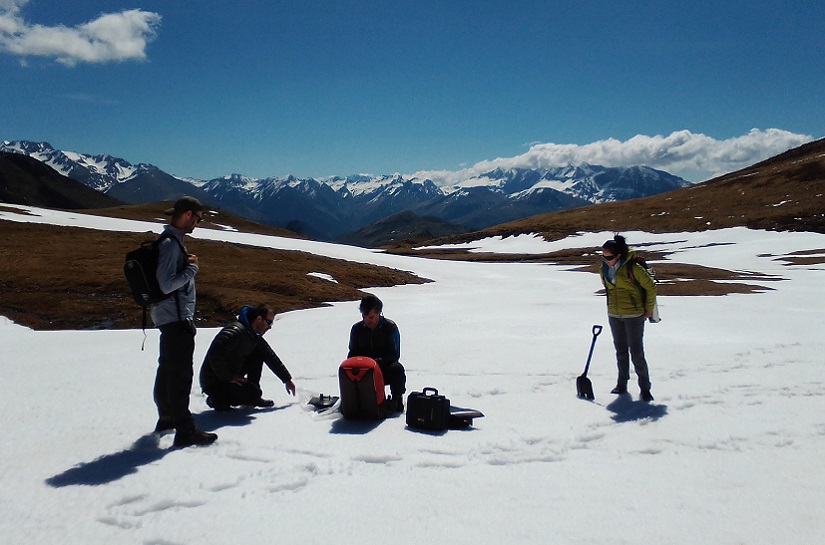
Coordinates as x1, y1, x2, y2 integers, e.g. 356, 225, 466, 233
1, 0, 823, 183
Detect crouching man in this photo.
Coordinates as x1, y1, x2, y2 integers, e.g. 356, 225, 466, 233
348, 294, 406, 412
200, 305, 296, 411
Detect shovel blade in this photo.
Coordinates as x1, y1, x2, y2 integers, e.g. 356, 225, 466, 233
576, 375, 594, 400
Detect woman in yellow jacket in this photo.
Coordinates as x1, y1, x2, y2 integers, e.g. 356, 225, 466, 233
599, 234, 656, 402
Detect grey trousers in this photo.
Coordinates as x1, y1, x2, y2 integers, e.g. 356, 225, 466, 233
608, 315, 651, 392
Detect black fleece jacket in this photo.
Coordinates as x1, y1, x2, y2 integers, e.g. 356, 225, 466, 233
199, 320, 291, 391
347, 317, 400, 370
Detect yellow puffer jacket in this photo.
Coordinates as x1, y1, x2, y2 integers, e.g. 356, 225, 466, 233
600, 250, 657, 318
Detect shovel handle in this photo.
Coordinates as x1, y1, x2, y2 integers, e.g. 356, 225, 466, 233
582, 324, 603, 376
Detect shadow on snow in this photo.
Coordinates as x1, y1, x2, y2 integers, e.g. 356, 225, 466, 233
605, 394, 668, 423
329, 417, 384, 435
44, 405, 287, 488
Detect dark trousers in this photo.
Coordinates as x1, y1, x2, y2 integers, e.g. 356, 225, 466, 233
155, 320, 196, 433
608, 315, 651, 391
380, 360, 406, 398
203, 358, 264, 408
206, 381, 263, 407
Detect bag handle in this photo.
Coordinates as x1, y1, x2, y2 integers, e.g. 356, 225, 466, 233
423, 387, 439, 396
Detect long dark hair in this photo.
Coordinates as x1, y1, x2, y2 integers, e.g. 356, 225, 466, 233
602, 233, 629, 258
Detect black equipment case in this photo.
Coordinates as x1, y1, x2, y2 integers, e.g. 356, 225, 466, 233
406, 387, 451, 431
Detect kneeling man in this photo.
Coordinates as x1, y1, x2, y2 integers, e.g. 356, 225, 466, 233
200, 305, 296, 410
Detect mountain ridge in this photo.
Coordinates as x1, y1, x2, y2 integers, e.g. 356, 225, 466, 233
0, 151, 123, 210
1, 139, 691, 239
407, 137, 825, 251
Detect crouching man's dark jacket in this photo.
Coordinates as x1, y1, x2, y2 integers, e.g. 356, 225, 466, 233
199, 308, 291, 392
347, 316, 401, 370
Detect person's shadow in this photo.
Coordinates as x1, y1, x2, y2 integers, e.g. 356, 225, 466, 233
45, 433, 170, 487
329, 417, 383, 435
45, 406, 286, 488
605, 394, 668, 423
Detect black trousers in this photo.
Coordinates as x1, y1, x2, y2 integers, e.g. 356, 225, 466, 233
203, 357, 265, 407
206, 380, 264, 407
380, 360, 406, 397
155, 320, 196, 433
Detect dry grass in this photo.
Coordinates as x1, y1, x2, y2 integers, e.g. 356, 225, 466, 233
389, 245, 792, 296
0, 218, 426, 330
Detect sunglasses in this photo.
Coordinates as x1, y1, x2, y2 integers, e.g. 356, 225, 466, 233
602, 254, 618, 261
264, 318, 273, 326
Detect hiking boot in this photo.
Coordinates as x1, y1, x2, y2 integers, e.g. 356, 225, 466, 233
173, 429, 218, 448
206, 396, 234, 412
248, 398, 275, 408
154, 417, 175, 434
640, 390, 654, 402
386, 395, 404, 413
610, 383, 628, 395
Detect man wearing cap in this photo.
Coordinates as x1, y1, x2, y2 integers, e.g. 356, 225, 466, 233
152, 196, 217, 447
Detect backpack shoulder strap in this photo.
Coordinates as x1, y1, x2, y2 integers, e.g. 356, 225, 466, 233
626, 256, 639, 285
154, 230, 185, 252
626, 257, 650, 303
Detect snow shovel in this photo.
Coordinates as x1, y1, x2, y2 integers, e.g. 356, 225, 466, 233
576, 325, 603, 400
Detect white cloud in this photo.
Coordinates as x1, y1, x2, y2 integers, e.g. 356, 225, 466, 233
0, 1, 161, 66
415, 129, 815, 185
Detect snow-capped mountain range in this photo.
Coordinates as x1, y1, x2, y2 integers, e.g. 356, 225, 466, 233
1, 140, 691, 239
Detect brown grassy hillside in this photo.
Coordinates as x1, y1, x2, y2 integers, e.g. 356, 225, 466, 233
0, 206, 426, 330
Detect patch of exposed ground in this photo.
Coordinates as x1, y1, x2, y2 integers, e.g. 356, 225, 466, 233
391, 246, 788, 296
0, 221, 427, 330
760, 249, 825, 267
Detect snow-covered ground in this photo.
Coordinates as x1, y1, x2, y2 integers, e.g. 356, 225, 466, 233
2, 204, 824, 545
